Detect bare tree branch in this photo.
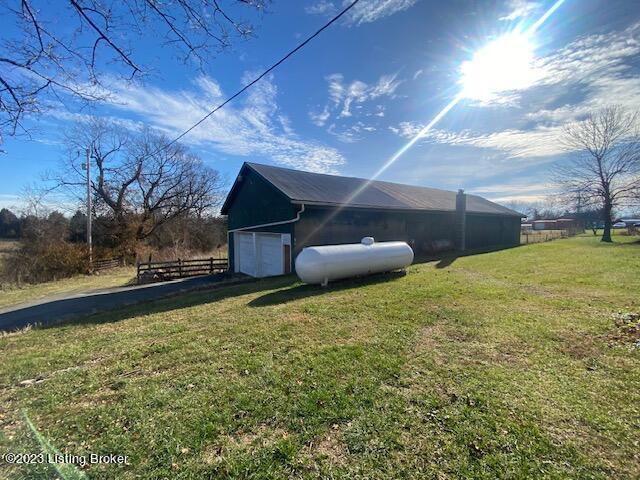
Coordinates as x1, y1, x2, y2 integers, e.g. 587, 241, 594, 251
0, 0, 269, 141
50, 118, 223, 251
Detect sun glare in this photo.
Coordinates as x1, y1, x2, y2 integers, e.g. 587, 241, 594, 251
460, 31, 537, 101
302, 0, 566, 244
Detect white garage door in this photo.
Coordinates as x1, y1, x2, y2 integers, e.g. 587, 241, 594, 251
256, 234, 283, 277
237, 232, 256, 277
235, 232, 287, 278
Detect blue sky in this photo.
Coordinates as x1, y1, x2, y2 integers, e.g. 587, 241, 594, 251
1, 0, 639, 211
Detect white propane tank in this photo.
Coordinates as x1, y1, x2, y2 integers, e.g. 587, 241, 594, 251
295, 237, 414, 286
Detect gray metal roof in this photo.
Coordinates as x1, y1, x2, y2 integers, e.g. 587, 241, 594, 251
226, 162, 522, 216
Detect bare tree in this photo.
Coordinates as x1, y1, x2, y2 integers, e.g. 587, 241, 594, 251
0, 0, 268, 140
52, 118, 224, 251
555, 106, 640, 242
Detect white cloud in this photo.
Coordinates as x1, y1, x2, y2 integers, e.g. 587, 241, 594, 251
309, 106, 331, 127
391, 22, 640, 159
0, 194, 21, 210
305, 0, 336, 15
326, 73, 345, 106
0, 192, 80, 215
391, 122, 566, 158
535, 76, 640, 123
532, 23, 640, 91
306, 0, 417, 25
328, 121, 377, 143
499, 0, 539, 21
524, 24, 640, 121
48, 109, 147, 132
370, 73, 402, 98
346, 0, 418, 25
312, 72, 402, 126
478, 21, 640, 109
75, 75, 345, 174
340, 80, 368, 118
469, 181, 553, 204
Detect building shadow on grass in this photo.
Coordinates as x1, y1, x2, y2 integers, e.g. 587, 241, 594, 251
246, 244, 516, 308
415, 244, 518, 269
247, 270, 407, 308
619, 238, 640, 246
0, 275, 298, 332
26, 271, 407, 329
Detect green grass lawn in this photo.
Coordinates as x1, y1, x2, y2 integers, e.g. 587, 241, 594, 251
0, 267, 136, 310
1, 234, 639, 479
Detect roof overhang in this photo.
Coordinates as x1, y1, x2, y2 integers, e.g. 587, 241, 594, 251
290, 200, 524, 217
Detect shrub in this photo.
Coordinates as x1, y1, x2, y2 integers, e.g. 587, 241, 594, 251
1, 241, 88, 285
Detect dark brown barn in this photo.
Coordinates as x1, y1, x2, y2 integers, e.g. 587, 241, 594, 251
220, 162, 523, 277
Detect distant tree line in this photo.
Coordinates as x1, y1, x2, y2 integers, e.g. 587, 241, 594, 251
0, 208, 20, 238
0, 207, 226, 251
501, 199, 605, 227
0, 208, 86, 242
0, 205, 227, 284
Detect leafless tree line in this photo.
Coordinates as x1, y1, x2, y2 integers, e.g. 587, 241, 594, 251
0, 0, 268, 140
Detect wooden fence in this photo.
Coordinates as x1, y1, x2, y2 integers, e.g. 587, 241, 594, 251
137, 257, 228, 283
92, 257, 124, 271
520, 230, 568, 245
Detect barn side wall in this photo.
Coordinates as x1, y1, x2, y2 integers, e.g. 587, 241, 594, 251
465, 214, 521, 249
293, 206, 458, 259
293, 207, 408, 256
293, 206, 521, 262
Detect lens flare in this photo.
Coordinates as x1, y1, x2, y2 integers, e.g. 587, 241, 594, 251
299, 0, 566, 245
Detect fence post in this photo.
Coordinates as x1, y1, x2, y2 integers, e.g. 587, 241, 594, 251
178, 258, 182, 278
210, 257, 214, 274
136, 261, 140, 283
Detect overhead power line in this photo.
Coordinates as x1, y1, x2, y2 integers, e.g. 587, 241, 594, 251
156, 0, 362, 154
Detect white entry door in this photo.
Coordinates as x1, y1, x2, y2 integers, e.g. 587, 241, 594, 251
235, 232, 286, 278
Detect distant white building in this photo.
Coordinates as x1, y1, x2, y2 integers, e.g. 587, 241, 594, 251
616, 218, 640, 227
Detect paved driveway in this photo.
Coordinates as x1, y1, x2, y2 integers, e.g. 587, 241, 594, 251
0, 274, 248, 332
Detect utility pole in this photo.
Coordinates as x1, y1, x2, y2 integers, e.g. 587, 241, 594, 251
85, 148, 93, 269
